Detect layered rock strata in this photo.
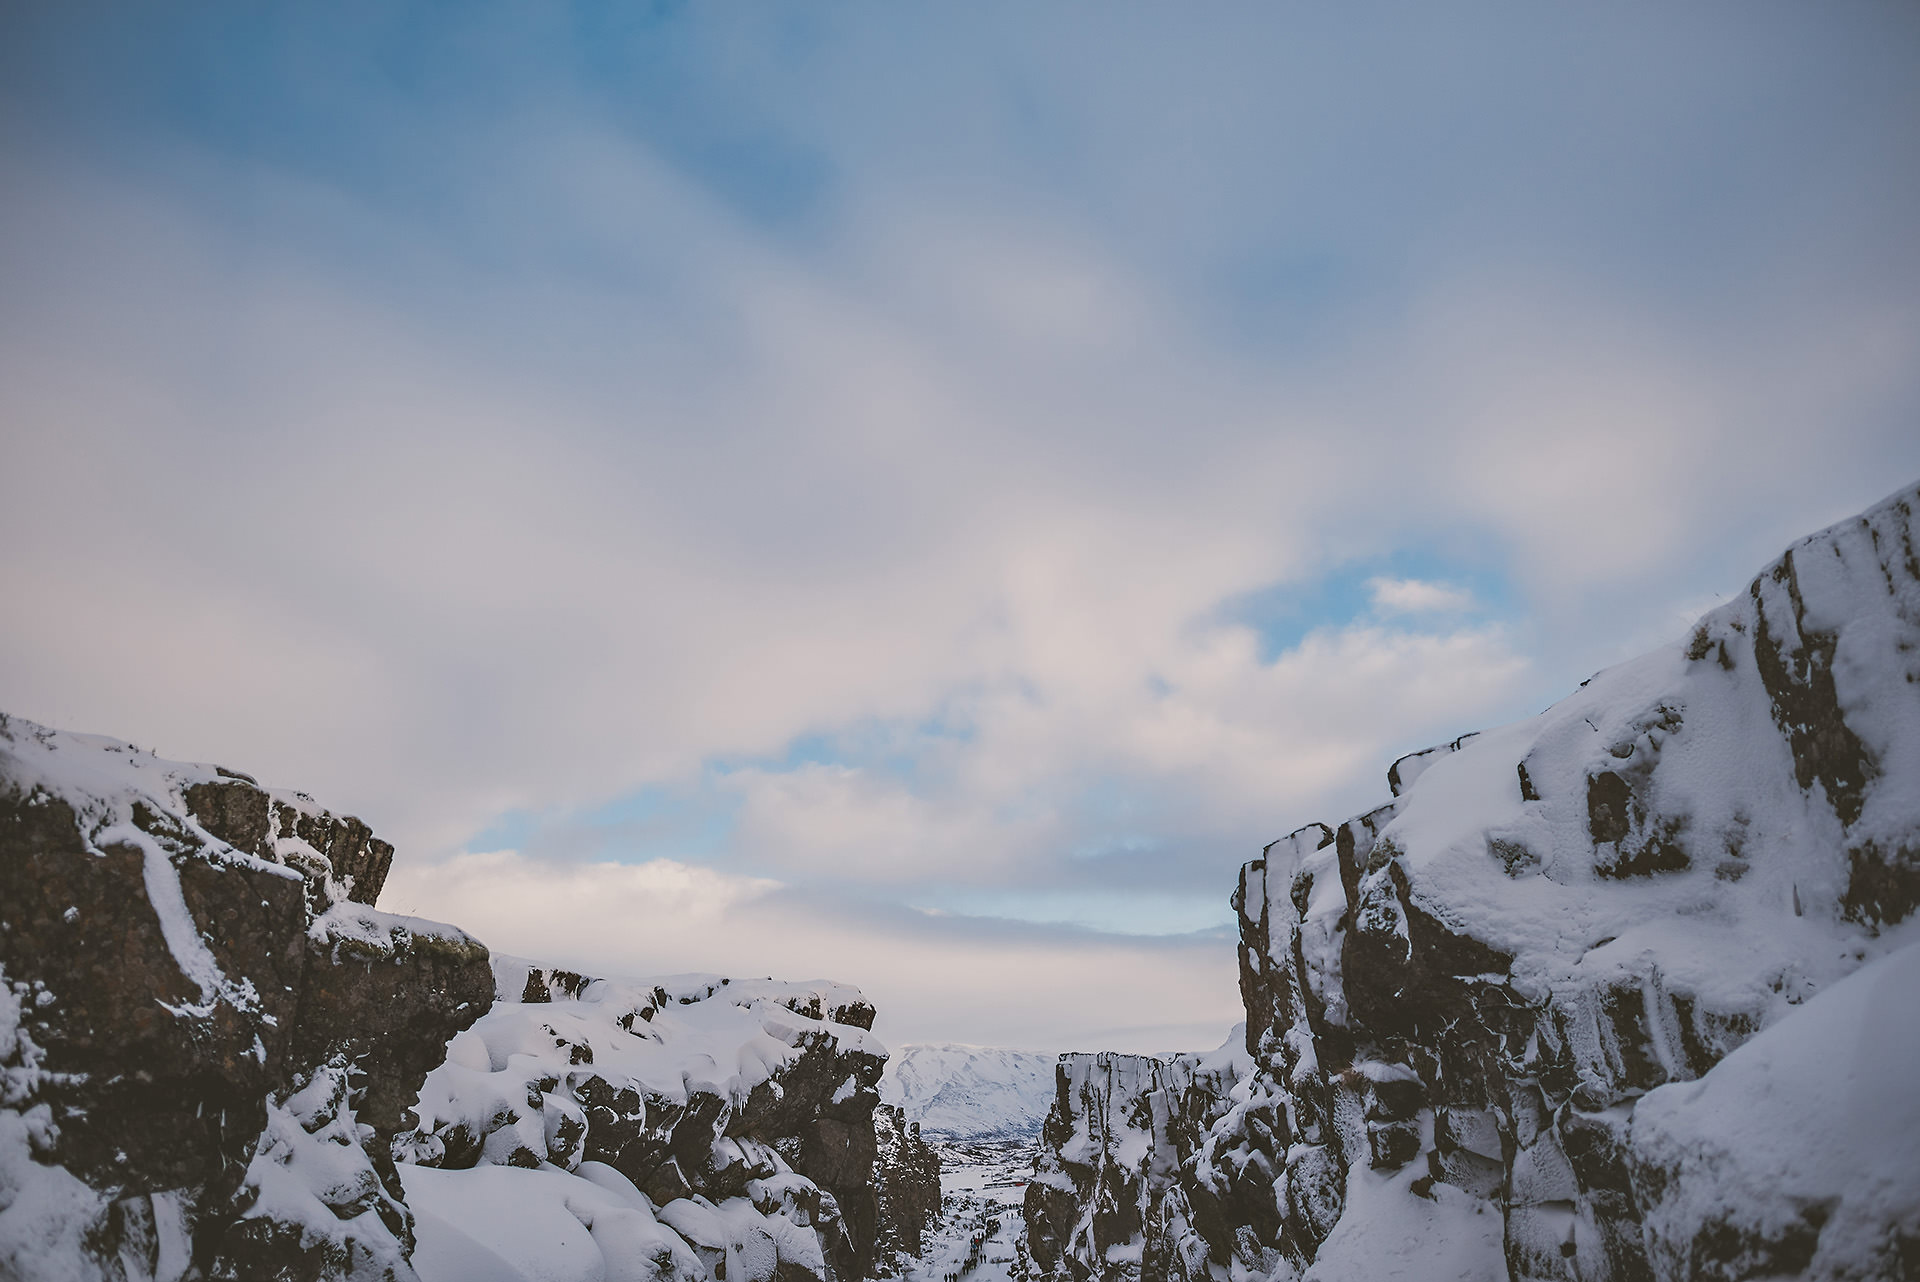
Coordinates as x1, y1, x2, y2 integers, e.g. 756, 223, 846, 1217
0, 717, 493, 1281
1027, 481, 1920, 1281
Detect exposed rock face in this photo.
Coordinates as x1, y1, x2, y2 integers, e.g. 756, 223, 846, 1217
871, 1104, 941, 1269
1026, 482, 1920, 1281
1023, 1043, 1246, 1282
0, 717, 492, 1282
394, 957, 888, 1281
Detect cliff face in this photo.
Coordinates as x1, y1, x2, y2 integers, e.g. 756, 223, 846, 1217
1022, 1043, 1246, 1282
0, 717, 493, 1281
871, 1104, 941, 1270
0, 718, 898, 1282
394, 958, 888, 1282
1027, 482, 1920, 1281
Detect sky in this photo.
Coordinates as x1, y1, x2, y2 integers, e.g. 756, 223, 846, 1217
3, 3, 1918, 1052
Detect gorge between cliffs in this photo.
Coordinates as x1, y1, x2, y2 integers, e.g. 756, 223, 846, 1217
4, 482, 1919, 1282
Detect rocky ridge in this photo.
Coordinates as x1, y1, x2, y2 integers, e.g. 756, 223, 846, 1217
0, 720, 897, 1282
0, 716, 494, 1281
1022, 1038, 1248, 1281
1024, 481, 1920, 1281
395, 956, 888, 1282
870, 1105, 941, 1272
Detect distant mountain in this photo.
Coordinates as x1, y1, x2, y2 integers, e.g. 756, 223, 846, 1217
879, 1043, 1059, 1140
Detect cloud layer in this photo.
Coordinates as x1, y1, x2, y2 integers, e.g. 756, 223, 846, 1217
3, 3, 1918, 1047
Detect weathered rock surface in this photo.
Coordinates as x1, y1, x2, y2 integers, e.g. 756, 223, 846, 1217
871, 1104, 941, 1270
395, 957, 887, 1281
1026, 481, 1920, 1281
0, 716, 492, 1282
1023, 1042, 1246, 1282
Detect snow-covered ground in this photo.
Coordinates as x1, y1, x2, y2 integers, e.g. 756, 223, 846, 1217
901, 1140, 1038, 1282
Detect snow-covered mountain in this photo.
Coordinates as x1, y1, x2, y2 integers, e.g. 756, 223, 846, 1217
878, 1043, 1059, 1140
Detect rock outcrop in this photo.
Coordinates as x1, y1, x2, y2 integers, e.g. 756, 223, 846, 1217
1023, 1041, 1247, 1282
0, 717, 493, 1282
870, 1104, 941, 1271
1026, 481, 1920, 1281
394, 957, 888, 1281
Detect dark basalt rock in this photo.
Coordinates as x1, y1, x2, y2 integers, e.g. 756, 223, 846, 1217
1025, 482, 1920, 1282
0, 718, 491, 1281
393, 961, 888, 1282
1023, 1049, 1246, 1281
871, 1104, 941, 1265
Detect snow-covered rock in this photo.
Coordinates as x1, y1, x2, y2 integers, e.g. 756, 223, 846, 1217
0, 716, 493, 1281
1628, 938, 1920, 1282
1022, 1034, 1250, 1282
1026, 480, 1920, 1281
878, 1043, 1059, 1141
871, 1104, 941, 1269
393, 956, 888, 1282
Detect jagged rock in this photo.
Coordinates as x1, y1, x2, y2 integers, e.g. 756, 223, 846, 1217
395, 956, 887, 1282
871, 1104, 941, 1267
1028, 481, 1920, 1282
1022, 1040, 1248, 1282
0, 717, 491, 1282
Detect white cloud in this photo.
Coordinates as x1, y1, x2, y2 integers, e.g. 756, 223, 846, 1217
380, 849, 1243, 1052
1367, 577, 1475, 615
4, 5, 1919, 1047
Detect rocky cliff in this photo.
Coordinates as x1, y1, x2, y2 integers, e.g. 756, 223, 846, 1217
0, 716, 494, 1281
394, 957, 887, 1282
870, 1104, 941, 1272
1022, 1040, 1247, 1282
1026, 481, 1920, 1281
0, 719, 897, 1282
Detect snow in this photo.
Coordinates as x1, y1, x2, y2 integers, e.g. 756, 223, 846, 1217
396, 955, 882, 1282
228, 1058, 416, 1282
1630, 938, 1920, 1281
0, 970, 118, 1282
1302, 1161, 1504, 1282
1258, 482, 1920, 1043
878, 1043, 1058, 1140
898, 1141, 1032, 1282
309, 900, 481, 955
404, 1164, 630, 1282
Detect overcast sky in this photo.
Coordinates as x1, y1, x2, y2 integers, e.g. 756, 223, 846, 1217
4, 3, 1918, 1051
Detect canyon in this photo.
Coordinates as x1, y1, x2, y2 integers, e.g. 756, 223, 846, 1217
5, 482, 1919, 1281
